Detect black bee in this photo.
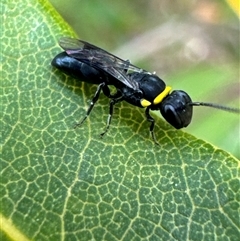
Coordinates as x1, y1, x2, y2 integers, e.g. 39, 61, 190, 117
52, 37, 239, 144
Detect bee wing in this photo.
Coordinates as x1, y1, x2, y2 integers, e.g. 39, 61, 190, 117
59, 37, 150, 90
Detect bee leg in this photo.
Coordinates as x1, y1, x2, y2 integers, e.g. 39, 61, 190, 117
74, 82, 105, 128
145, 107, 159, 145
100, 96, 123, 137
102, 85, 122, 99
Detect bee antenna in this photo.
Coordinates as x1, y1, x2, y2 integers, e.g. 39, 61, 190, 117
189, 102, 240, 114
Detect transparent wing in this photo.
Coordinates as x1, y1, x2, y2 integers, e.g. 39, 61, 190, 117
59, 37, 151, 90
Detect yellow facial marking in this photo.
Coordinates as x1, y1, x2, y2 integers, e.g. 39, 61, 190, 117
153, 86, 172, 105
141, 99, 151, 107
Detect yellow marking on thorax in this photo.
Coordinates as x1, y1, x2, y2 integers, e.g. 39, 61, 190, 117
141, 99, 151, 107
153, 86, 172, 105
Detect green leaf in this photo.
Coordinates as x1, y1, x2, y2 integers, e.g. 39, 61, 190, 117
1, 0, 239, 241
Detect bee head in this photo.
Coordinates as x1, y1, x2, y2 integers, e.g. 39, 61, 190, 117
160, 90, 193, 129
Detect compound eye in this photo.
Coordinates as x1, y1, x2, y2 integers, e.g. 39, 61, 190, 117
160, 90, 193, 129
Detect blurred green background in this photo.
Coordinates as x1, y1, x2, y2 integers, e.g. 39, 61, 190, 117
49, 0, 239, 158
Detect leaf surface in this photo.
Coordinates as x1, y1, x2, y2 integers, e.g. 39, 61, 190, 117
1, 0, 239, 240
